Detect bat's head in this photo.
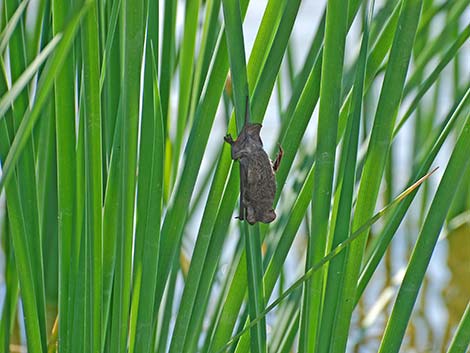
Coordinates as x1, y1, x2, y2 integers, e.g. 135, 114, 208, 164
239, 123, 263, 148
228, 123, 264, 158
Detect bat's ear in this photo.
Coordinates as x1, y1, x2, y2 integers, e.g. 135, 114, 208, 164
247, 123, 262, 134
246, 123, 263, 144
251, 124, 263, 146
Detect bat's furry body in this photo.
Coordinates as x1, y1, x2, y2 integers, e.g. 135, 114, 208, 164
224, 99, 282, 224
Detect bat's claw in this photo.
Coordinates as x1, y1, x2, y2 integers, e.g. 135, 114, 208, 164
272, 144, 284, 172
224, 134, 234, 144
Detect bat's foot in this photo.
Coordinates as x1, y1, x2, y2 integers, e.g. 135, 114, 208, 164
224, 134, 234, 144
246, 213, 258, 225
272, 144, 284, 172
261, 209, 276, 223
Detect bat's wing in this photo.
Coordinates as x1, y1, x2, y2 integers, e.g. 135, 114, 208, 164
238, 160, 248, 221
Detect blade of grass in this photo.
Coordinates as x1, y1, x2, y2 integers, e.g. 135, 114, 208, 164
1, 71, 38, 352
51, 1, 77, 352
207, 244, 248, 353
159, 0, 177, 131
0, 120, 43, 353
280, 0, 363, 149
182, 164, 240, 353
154, 254, 180, 353
243, 223, 267, 353
277, 10, 324, 144
102, 0, 121, 167
5, 0, 42, 249
70, 75, 86, 353
246, 0, 287, 88
109, 0, 145, 351
0, 34, 60, 118
395, 22, 470, 133
131, 38, 164, 353
416, 0, 457, 37
70, 216, 86, 353
168, 136, 234, 353
357, 84, 470, 299
188, 0, 222, 123
284, 42, 295, 92
0, 0, 29, 54
216, 169, 436, 353
268, 296, 300, 353
101, 100, 122, 351
187, 148, 219, 220
98, 0, 121, 93
4, 0, 46, 350
336, 0, 401, 144
221, 0, 249, 129
0, 2, 90, 193
200, 242, 243, 353
100, 15, 124, 343
446, 301, 470, 353
80, 1, 103, 351
331, 1, 424, 351
0, 223, 19, 353
232, 155, 315, 353
25, 0, 47, 61
277, 0, 375, 199
100, 0, 121, 92
154, 0, 250, 322
155, 23, 228, 313
410, 0, 468, 87
298, 0, 349, 351
37, 99, 59, 308
171, 0, 201, 188
275, 48, 321, 196
316, 2, 373, 352
378, 109, 470, 353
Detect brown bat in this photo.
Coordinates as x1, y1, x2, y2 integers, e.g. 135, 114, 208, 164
224, 97, 283, 224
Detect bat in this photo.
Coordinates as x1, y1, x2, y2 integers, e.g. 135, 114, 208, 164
224, 97, 283, 224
